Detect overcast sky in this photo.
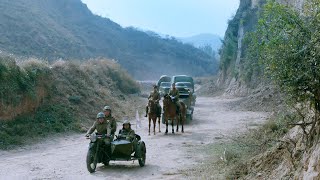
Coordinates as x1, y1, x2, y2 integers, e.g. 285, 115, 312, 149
81, 0, 239, 38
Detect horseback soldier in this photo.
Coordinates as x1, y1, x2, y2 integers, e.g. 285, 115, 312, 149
145, 85, 161, 117
168, 83, 181, 113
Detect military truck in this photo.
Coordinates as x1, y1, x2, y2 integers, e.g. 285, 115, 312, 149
159, 82, 171, 96
171, 75, 194, 92
157, 75, 171, 88
172, 75, 196, 106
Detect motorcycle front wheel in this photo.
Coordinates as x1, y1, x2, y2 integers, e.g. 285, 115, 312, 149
86, 149, 97, 173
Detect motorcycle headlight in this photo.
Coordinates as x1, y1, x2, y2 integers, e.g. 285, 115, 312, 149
90, 134, 97, 142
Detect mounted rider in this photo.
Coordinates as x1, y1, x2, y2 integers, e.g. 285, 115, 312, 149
103, 105, 117, 139
168, 83, 181, 113
144, 85, 161, 117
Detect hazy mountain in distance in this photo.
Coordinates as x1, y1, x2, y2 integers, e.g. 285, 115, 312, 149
0, 0, 219, 80
179, 33, 222, 52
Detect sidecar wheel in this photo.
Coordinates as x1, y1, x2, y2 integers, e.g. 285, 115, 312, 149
86, 149, 97, 173
138, 142, 146, 167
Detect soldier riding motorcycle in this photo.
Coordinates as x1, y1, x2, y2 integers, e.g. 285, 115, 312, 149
86, 112, 112, 173
86, 119, 147, 173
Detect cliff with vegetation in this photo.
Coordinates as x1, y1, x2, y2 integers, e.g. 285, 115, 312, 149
218, 0, 306, 95
217, 0, 320, 179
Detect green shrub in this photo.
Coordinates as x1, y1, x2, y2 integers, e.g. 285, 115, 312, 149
0, 58, 50, 105
0, 104, 76, 149
0, 58, 141, 149
68, 95, 82, 104
247, 0, 320, 145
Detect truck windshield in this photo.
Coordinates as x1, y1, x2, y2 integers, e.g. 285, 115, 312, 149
174, 76, 193, 83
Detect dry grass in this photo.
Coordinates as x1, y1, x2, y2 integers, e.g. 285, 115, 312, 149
183, 110, 300, 179
0, 57, 142, 149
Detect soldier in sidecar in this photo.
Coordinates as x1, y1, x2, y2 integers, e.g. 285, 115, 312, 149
86, 120, 146, 173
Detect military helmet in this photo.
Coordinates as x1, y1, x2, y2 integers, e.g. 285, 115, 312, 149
103, 106, 111, 111
123, 120, 131, 125
96, 112, 105, 119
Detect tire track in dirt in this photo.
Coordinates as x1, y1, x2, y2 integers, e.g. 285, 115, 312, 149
0, 96, 269, 180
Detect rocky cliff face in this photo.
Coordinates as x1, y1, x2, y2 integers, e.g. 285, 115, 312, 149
218, 0, 259, 96
219, 0, 305, 96
221, 0, 320, 179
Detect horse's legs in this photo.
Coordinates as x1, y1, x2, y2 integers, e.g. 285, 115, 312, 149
181, 114, 184, 133
153, 117, 156, 135
148, 116, 151, 135
172, 116, 174, 134
158, 117, 161, 132
176, 114, 179, 132
165, 116, 168, 134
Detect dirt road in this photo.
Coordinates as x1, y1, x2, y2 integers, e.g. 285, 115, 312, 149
0, 96, 269, 179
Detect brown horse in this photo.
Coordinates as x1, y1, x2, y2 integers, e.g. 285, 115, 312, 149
148, 99, 161, 135
163, 94, 186, 134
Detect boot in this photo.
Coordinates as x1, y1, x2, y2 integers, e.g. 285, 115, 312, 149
145, 106, 148, 117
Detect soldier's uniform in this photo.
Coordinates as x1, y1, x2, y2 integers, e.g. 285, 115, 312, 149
145, 86, 161, 117
106, 116, 117, 135
169, 87, 181, 112
119, 127, 136, 141
87, 119, 111, 135
103, 106, 117, 140
86, 112, 112, 145
118, 121, 137, 153
149, 90, 161, 102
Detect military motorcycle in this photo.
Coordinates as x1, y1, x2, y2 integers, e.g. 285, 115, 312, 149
86, 133, 146, 173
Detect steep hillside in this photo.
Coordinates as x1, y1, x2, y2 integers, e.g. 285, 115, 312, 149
0, 57, 141, 149
218, 0, 262, 96
218, 0, 306, 95
215, 0, 320, 179
0, 0, 218, 80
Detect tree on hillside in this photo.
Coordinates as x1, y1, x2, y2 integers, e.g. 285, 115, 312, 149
199, 44, 216, 58
248, 0, 320, 145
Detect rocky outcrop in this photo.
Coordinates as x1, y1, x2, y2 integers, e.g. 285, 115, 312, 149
220, 0, 305, 96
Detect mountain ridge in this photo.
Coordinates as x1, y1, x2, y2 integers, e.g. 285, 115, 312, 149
0, 0, 218, 80
178, 33, 222, 51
